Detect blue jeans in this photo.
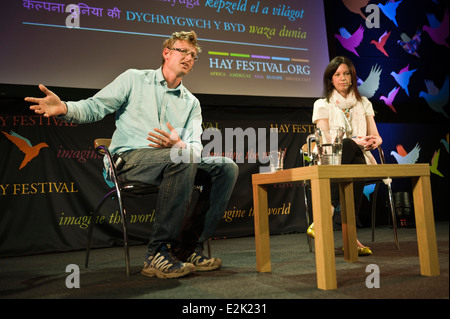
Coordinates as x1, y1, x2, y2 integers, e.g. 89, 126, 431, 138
118, 148, 238, 256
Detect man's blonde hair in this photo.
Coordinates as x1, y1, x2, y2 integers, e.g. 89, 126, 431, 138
161, 30, 201, 65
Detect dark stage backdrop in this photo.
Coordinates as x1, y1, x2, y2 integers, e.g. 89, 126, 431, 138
0, 98, 314, 257
1, 97, 449, 257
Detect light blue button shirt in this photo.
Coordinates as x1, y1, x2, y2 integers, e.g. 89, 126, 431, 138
62, 68, 203, 160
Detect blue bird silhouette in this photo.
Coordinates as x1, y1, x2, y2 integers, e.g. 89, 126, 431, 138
363, 183, 376, 201
390, 64, 417, 96
419, 76, 449, 118
378, 0, 403, 27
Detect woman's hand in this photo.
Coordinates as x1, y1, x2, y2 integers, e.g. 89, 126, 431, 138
355, 135, 381, 151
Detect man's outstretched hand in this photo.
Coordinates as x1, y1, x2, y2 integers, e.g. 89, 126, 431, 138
25, 84, 67, 118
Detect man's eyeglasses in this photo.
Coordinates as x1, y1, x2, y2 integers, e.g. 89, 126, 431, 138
170, 48, 198, 61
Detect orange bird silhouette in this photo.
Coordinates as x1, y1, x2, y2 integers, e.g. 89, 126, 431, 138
342, 0, 370, 20
2, 131, 49, 169
396, 144, 410, 157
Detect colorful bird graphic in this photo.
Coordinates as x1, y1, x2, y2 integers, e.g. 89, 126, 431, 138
378, 0, 403, 27
441, 133, 449, 153
2, 130, 49, 170
390, 64, 417, 96
430, 149, 444, 177
379, 86, 400, 113
363, 183, 376, 201
342, 0, 370, 20
357, 64, 382, 99
423, 9, 449, 48
371, 30, 391, 56
335, 25, 364, 57
419, 76, 449, 118
390, 144, 421, 164
398, 30, 422, 58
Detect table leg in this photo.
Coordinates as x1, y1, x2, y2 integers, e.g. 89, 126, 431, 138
310, 178, 337, 290
411, 176, 440, 276
339, 182, 358, 262
252, 184, 271, 272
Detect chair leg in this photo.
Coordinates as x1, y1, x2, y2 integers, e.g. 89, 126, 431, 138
207, 238, 211, 258
300, 151, 313, 252
122, 210, 130, 277
85, 189, 116, 269
386, 183, 399, 249
117, 197, 130, 276
303, 181, 313, 252
371, 183, 380, 243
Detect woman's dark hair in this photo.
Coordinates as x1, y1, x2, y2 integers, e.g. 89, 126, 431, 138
323, 56, 361, 102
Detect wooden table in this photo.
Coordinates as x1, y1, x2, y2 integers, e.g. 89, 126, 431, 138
252, 164, 440, 290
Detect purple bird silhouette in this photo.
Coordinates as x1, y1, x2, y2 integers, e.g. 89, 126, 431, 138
378, 1, 403, 27
390, 64, 417, 96
379, 86, 400, 113
335, 25, 364, 57
423, 9, 449, 48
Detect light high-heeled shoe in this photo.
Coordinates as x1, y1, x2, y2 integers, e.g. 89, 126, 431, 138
343, 246, 373, 256
357, 246, 373, 256
307, 222, 315, 238
308, 222, 372, 256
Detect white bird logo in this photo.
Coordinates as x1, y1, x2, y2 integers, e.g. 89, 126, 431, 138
390, 144, 421, 164
357, 64, 382, 99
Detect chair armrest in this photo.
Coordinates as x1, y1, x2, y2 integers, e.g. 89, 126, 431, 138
377, 146, 387, 164
94, 138, 111, 155
95, 143, 121, 191
376, 146, 393, 184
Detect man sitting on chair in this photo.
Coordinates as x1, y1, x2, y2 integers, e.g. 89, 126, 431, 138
25, 30, 239, 279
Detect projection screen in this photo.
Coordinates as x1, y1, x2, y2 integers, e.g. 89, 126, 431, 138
0, 0, 330, 98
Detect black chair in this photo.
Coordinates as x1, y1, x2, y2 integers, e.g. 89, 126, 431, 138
300, 139, 399, 252
85, 139, 208, 276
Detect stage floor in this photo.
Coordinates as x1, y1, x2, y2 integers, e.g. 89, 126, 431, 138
1, 222, 448, 301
